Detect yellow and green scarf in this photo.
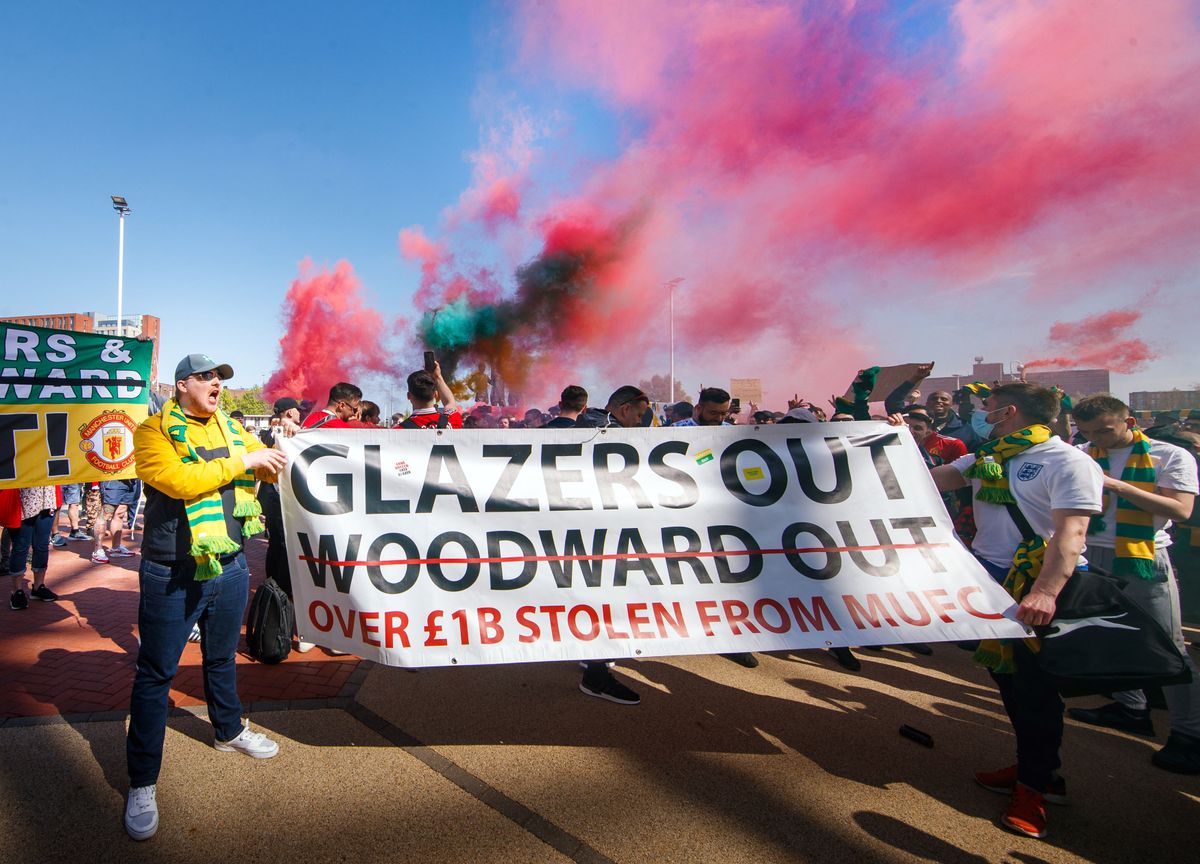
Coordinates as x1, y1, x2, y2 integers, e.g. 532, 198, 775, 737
965, 423, 1054, 673
962, 423, 1053, 504
964, 381, 991, 400
1088, 428, 1157, 580
162, 399, 264, 580
833, 365, 879, 417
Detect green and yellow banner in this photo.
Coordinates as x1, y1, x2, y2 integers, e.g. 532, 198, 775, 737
0, 323, 153, 489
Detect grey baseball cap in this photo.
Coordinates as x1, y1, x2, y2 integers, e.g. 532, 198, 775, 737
174, 353, 234, 382
780, 407, 819, 423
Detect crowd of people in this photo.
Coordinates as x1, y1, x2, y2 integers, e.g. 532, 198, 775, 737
3, 353, 1198, 844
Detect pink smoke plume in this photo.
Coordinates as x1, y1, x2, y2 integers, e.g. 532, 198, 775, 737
264, 260, 400, 406
394, 0, 1199, 403
1024, 309, 1154, 374
265, 1, 1198, 407
447, 111, 538, 233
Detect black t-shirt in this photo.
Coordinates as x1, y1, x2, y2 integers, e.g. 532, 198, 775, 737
544, 415, 577, 428
141, 440, 246, 564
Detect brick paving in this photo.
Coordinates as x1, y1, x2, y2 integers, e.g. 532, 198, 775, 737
0, 521, 359, 719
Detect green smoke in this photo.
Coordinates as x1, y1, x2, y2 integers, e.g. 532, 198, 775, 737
419, 297, 502, 350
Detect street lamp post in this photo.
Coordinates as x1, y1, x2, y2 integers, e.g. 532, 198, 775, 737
111, 196, 131, 336
665, 278, 683, 403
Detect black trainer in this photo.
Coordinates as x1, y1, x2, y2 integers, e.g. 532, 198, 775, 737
829, 647, 861, 672
1068, 701, 1155, 736
1152, 731, 1200, 775
10, 590, 28, 611
30, 584, 59, 602
721, 652, 759, 668
579, 671, 641, 705
906, 642, 933, 656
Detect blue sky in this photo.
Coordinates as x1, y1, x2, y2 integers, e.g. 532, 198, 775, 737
1, 2, 501, 385
2, 1, 1196, 404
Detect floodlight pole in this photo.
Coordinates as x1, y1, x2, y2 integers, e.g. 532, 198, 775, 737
112, 196, 131, 336
665, 278, 683, 403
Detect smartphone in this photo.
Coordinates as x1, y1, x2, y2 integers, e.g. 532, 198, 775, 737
423, 350, 436, 372
729, 398, 741, 414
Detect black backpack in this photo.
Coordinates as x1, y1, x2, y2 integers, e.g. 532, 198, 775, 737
245, 577, 294, 664
400, 410, 450, 429
1005, 501, 1190, 696
398, 408, 451, 429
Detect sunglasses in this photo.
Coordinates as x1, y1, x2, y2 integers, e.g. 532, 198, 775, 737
188, 370, 222, 382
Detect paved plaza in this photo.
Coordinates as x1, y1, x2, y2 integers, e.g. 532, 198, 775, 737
1, 531, 1197, 863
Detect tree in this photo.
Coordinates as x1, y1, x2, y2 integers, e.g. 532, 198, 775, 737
220, 385, 270, 416
638, 375, 691, 404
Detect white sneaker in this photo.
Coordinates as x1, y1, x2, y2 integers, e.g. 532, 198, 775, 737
186, 623, 202, 643
295, 639, 315, 653
91, 548, 109, 564
214, 724, 279, 759
124, 785, 158, 841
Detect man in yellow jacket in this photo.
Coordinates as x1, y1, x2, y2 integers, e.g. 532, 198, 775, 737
124, 354, 291, 841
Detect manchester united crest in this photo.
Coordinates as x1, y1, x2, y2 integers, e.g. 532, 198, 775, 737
79, 411, 138, 473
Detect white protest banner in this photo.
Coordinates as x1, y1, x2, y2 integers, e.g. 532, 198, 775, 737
277, 422, 1027, 666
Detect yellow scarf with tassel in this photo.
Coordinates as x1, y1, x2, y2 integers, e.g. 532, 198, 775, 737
161, 399, 264, 580
965, 424, 1054, 673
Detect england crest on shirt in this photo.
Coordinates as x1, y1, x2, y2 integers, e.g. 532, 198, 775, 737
1017, 463, 1044, 481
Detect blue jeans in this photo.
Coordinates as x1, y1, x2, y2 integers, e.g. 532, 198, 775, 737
127, 553, 249, 787
8, 510, 54, 575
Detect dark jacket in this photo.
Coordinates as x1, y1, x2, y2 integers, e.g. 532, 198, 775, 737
933, 410, 979, 452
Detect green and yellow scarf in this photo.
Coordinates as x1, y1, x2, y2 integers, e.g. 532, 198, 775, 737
1088, 428, 1157, 580
962, 424, 1053, 504
964, 381, 991, 400
966, 423, 1054, 673
833, 365, 879, 417
162, 399, 264, 580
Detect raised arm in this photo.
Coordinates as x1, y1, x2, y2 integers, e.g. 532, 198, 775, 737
432, 360, 459, 412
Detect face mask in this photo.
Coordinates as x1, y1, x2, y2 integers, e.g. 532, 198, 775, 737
971, 406, 1006, 440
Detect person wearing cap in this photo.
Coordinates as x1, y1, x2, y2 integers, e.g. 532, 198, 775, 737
122, 354, 293, 841
260, 397, 301, 447
779, 406, 820, 424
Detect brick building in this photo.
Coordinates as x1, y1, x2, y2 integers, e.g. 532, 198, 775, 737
923, 357, 1110, 401
0, 311, 160, 384
1129, 390, 1200, 412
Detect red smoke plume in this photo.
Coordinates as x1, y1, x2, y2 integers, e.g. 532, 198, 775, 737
269, 1, 1198, 403
264, 260, 399, 406
414, 0, 1198, 399
1024, 309, 1154, 374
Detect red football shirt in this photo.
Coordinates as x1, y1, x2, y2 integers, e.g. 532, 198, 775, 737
301, 410, 355, 430
405, 407, 463, 429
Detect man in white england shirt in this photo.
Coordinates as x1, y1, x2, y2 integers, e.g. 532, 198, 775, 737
930, 382, 1102, 840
